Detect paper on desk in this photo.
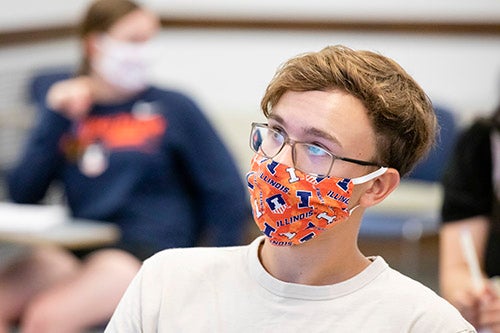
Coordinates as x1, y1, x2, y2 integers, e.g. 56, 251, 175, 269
0, 202, 67, 232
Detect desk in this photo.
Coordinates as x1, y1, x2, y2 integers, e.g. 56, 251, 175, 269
0, 218, 120, 273
0, 202, 120, 250
0, 219, 120, 250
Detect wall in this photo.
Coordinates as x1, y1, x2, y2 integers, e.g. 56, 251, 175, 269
153, 29, 500, 118
2, 0, 500, 172
2, 29, 500, 172
3, 0, 500, 31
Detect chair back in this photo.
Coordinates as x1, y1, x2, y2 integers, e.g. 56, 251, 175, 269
408, 106, 458, 182
29, 67, 73, 105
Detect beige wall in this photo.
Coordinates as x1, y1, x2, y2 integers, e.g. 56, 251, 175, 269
1, 29, 500, 174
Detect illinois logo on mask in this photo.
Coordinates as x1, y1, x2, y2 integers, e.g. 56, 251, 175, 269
266, 194, 288, 214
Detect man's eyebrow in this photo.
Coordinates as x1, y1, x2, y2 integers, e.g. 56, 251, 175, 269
268, 113, 284, 124
268, 114, 342, 147
305, 127, 343, 148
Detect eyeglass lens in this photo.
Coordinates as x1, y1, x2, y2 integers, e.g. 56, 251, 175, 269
251, 124, 333, 176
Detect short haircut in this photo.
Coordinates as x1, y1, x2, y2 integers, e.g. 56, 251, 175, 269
261, 45, 436, 176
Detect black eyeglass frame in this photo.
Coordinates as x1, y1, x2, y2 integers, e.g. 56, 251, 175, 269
250, 122, 383, 176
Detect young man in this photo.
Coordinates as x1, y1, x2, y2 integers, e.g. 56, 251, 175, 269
105, 45, 475, 332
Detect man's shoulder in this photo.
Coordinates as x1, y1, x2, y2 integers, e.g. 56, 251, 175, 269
376, 266, 444, 302
372, 266, 475, 331
142, 244, 249, 277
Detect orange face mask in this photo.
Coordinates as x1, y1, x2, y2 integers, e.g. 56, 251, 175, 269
246, 155, 387, 246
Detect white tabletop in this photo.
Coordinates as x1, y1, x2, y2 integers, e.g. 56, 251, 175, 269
0, 219, 120, 250
0, 202, 120, 250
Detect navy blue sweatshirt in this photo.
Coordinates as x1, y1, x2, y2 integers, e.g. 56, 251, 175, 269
8, 72, 251, 258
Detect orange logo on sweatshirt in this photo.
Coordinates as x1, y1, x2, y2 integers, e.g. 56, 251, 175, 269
60, 113, 167, 160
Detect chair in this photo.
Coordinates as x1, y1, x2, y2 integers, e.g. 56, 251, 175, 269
29, 67, 73, 105
358, 106, 458, 289
408, 106, 458, 182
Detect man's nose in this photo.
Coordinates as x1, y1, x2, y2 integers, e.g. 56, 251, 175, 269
273, 143, 294, 167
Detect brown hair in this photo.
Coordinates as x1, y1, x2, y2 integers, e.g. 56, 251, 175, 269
78, 0, 140, 74
261, 45, 436, 176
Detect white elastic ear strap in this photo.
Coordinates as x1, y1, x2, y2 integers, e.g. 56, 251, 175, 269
351, 167, 388, 185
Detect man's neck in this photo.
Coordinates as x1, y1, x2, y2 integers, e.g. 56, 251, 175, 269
258, 223, 370, 286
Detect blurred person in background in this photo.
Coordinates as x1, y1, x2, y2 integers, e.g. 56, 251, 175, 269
0, 0, 250, 332
440, 107, 500, 332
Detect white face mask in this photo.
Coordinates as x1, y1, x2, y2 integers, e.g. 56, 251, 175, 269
92, 35, 153, 93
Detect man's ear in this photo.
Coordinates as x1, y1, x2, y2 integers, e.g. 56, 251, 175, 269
358, 168, 400, 208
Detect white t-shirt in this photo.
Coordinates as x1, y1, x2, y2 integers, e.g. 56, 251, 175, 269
105, 237, 475, 332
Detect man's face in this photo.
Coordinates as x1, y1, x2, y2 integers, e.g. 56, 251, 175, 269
268, 89, 378, 180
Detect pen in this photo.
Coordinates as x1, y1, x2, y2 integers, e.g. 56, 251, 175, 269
460, 227, 484, 293
460, 227, 493, 333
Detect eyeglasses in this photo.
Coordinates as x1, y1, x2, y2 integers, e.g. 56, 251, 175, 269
249, 122, 382, 177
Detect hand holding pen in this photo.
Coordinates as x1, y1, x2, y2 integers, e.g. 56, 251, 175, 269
460, 227, 500, 333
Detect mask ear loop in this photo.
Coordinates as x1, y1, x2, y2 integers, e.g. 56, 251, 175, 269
351, 167, 388, 185
348, 205, 360, 216
348, 167, 389, 215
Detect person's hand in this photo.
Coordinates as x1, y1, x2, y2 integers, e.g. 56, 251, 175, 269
449, 287, 481, 328
46, 76, 93, 120
478, 282, 500, 332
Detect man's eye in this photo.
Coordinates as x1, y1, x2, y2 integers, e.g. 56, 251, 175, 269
271, 131, 282, 140
307, 145, 327, 156
267, 126, 285, 141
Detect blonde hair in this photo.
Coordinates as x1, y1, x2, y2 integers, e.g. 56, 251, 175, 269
261, 45, 436, 176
